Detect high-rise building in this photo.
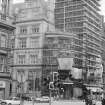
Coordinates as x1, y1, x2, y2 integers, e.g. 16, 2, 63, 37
55, 0, 103, 97
0, 0, 15, 99
102, 22, 105, 98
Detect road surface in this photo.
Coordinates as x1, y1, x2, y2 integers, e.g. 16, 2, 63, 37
23, 100, 102, 105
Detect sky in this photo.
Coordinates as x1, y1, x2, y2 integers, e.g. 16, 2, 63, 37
100, 0, 105, 17
13, 0, 105, 20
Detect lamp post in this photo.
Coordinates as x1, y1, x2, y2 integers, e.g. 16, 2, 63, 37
17, 71, 25, 105
32, 72, 36, 105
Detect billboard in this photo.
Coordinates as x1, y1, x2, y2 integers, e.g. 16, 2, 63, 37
57, 58, 73, 70
71, 68, 82, 79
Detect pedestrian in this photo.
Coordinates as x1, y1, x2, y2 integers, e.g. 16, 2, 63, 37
102, 98, 105, 105
85, 95, 89, 105
92, 99, 96, 105
89, 98, 92, 105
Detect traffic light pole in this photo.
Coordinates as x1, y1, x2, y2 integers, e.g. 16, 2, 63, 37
49, 82, 54, 105
49, 89, 51, 105
49, 82, 51, 105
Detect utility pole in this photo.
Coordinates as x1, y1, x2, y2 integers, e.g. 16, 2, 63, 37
49, 88, 51, 105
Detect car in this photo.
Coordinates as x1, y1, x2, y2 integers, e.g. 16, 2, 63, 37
35, 96, 50, 103
35, 97, 41, 102
39, 96, 50, 103
1, 97, 21, 105
0, 99, 7, 105
1, 101, 7, 105
0, 99, 4, 103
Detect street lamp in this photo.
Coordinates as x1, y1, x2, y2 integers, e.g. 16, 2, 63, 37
32, 72, 36, 105
17, 71, 26, 105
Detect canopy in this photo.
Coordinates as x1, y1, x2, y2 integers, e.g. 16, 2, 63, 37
86, 87, 103, 92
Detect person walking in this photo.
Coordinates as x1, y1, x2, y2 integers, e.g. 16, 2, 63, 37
102, 98, 105, 105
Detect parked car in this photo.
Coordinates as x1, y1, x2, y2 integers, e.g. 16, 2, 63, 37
0, 99, 4, 103
1, 97, 21, 105
35, 96, 50, 103
0, 99, 7, 105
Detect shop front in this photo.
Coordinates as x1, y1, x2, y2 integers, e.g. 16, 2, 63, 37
86, 86, 103, 101
63, 83, 73, 99
0, 80, 11, 99
0, 81, 6, 99
62, 82, 83, 100
0, 88, 5, 99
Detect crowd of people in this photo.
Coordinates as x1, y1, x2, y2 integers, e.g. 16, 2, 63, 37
84, 90, 104, 105
84, 90, 105, 105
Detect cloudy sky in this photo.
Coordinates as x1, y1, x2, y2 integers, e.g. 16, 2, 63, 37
13, 0, 105, 19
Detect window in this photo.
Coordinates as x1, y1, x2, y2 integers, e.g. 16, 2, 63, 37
19, 26, 27, 34
0, 56, 6, 72
31, 24, 40, 33
1, 0, 7, 15
28, 71, 41, 91
1, 35, 6, 47
17, 70, 25, 82
1, 14, 6, 20
30, 55, 38, 64
28, 71, 35, 91
18, 38, 26, 48
18, 55, 26, 64
28, 71, 33, 80
11, 39, 15, 49
30, 37, 39, 48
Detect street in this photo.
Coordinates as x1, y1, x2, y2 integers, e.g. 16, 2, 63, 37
23, 100, 102, 105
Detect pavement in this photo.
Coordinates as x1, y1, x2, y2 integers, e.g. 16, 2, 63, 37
23, 100, 102, 105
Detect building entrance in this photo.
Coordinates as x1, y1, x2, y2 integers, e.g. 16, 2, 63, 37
0, 89, 5, 99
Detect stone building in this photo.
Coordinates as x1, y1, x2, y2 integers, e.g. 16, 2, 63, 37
0, 0, 15, 99
12, 0, 79, 98
12, 0, 55, 97
12, 0, 104, 99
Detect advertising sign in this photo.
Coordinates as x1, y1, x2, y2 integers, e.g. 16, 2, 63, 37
58, 58, 73, 70
71, 68, 82, 79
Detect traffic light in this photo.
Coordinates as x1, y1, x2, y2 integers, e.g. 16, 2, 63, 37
53, 79, 60, 88
49, 82, 54, 90
59, 87, 64, 94
69, 73, 72, 78
69, 72, 73, 80
53, 72, 58, 81
43, 77, 50, 86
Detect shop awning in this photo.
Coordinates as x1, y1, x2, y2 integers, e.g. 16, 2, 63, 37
86, 87, 103, 92
63, 82, 73, 84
